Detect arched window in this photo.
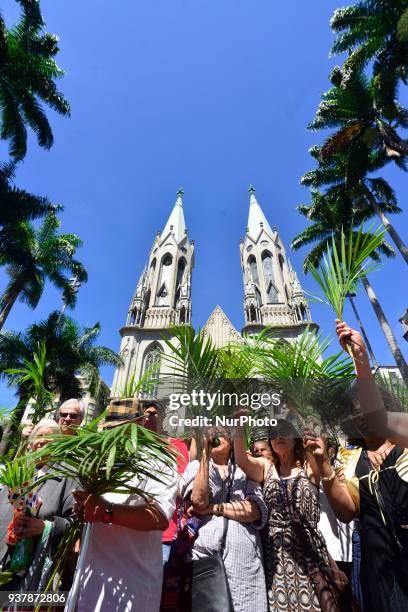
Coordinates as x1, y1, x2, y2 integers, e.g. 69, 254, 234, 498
248, 256, 259, 285
249, 304, 257, 322
155, 253, 173, 306
267, 282, 279, 303
300, 305, 308, 321
179, 306, 186, 324
278, 254, 285, 273
255, 286, 262, 308
149, 258, 156, 283
142, 344, 162, 398
174, 258, 186, 307
262, 251, 279, 303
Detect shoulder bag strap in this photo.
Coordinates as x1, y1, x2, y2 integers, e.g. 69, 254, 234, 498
219, 463, 236, 554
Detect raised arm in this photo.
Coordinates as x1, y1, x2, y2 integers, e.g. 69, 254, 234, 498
190, 437, 211, 510
233, 427, 268, 483
336, 320, 408, 446
303, 430, 357, 523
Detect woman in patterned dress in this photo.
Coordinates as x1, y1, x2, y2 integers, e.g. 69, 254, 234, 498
235, 419, 331, 611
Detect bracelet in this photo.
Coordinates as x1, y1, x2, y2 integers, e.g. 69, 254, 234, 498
321, 471, 336, 482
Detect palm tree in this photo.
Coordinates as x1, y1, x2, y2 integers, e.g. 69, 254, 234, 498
292, 184, 398, 269
292, 199, 408, 384
330, 1, 408, 83
0, 213, 87, 330
0, 1, 70, 159
309, 69, 408, 165
0, 310, 122, 455
0, 161, 60, 227
301, 148, 408, 265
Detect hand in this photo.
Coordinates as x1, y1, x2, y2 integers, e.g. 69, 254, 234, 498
21, 424, 34, 439
187, 504, 214, 517
335, 319, 368, 362
72, 490, 109, 523
201, 427, 221, 456
233, 407, 250, 420
13, 514, 45, 541
303, 428, 326, 463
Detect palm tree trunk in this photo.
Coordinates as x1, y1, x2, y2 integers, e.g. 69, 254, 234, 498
0, 283, 21, 330
347, 294, 379, 369
366, 191, 408, 265
362, 276, 408, 386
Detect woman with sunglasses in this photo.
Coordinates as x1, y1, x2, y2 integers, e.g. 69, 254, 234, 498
180, 427, 268, 612
234, 417, 332, 611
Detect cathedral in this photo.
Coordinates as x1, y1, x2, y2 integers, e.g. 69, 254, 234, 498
111, 187, 318, 397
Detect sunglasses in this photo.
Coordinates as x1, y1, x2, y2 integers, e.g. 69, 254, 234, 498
59, 412, 81, 420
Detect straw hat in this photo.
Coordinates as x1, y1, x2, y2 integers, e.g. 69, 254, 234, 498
99, 398, 144, 430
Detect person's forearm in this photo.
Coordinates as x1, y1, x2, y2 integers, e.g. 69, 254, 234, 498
233, 432, 263, 482
111, 503, 168, 531
212, 500, 260, 523
191, 450, 210, 509
189, 437, 198, 461
316, 458, 356, 523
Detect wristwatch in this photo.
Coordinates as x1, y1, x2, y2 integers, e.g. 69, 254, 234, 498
214, 503, 224, 516
102, 502, 114, 524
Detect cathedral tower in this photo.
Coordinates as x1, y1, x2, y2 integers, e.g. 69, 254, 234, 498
111, 188, 194, 397
240, 186, 317, 340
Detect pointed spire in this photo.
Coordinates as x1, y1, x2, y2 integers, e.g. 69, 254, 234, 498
162, 187, 187, 243
247, 185, 274, 239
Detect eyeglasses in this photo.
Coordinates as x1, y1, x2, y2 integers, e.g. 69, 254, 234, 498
59, 412, 81, 420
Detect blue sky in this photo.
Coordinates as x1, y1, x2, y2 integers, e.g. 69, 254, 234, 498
1, 0, 407, 408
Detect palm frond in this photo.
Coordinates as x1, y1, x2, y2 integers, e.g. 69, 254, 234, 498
307, 224, 387, 319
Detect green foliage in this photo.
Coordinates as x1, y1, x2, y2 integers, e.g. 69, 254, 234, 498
0, 454, 34, 489
307, 224, 387, 319
0, 161, 60, 227
0, 212, 88, 326
374, 370, 408, 412
112, 361, 161, 400
330, 1, 408, 84
5, 341, 54, 424
0, 311, 122, 405
161, 323, 354, 430
161, 325, 256, 418
30, 421, 177, 497
234, 328, 354, 431
0, 1, 70, 159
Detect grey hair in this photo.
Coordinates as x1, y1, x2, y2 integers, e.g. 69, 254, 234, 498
29, 419, 61, 440
56, 398, 84, 419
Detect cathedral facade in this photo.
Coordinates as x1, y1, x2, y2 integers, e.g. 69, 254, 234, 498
111, 187, 317, 397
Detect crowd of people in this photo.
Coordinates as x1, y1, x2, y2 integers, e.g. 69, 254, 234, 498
0, 321, 407, 612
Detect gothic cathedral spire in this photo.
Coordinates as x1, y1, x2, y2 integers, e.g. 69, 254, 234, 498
240, 186, 317, 339
111, 189, 194, 398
